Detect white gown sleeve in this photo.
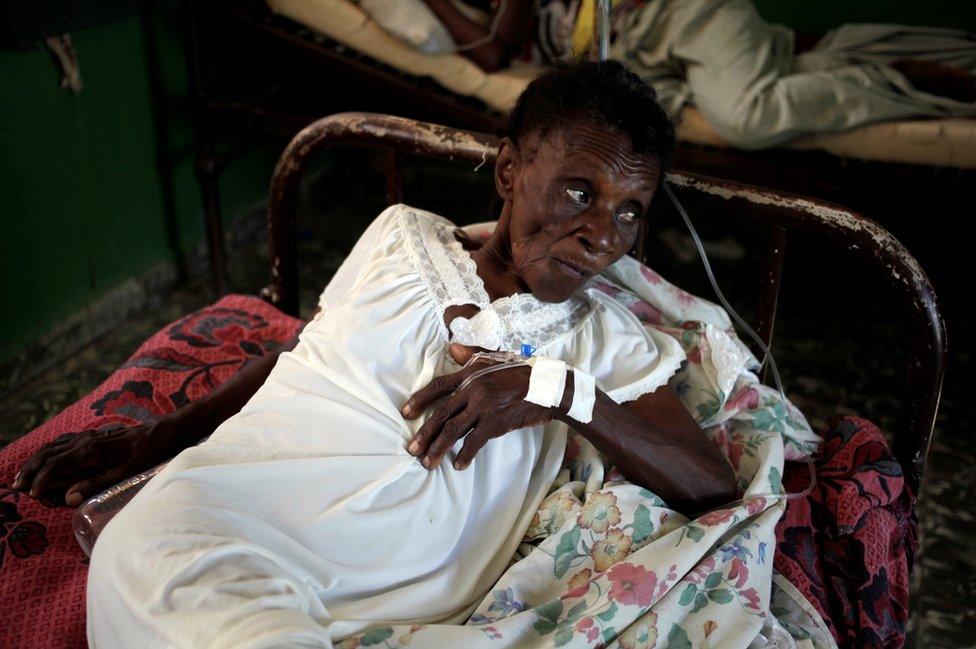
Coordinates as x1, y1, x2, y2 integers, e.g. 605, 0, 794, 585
317, 203, 405, 312
573, 290, 686, 404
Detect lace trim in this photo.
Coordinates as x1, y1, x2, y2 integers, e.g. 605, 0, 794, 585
399, 207, 491, 338
490, 293, 592, 352
605, 351, 684, 404
397, 206, 592, 351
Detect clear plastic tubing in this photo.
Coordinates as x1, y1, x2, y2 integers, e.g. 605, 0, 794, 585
664, 182, 816, 502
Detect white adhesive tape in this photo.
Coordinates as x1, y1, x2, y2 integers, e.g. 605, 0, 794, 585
566, 368, 596, 423
524, 357, 567, 408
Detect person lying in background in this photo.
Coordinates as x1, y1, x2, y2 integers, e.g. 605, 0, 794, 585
422, 0, 976, 148
15, 62, 744, 647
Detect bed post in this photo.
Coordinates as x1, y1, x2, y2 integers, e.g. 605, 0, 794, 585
180, 0, 229, 295
384, 149, 404, 206
901, 297, 947, 494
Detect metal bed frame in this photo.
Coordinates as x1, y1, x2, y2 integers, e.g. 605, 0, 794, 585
261, 112, 947, 496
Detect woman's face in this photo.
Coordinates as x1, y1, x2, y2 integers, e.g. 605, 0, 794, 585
496, 122, 661, 303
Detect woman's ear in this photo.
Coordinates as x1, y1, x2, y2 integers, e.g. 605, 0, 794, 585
494, 137, 518, 201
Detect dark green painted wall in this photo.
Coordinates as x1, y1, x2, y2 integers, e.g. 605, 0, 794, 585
1, 1, 974, 365
0, 5, 279, 364
752, 0, 975, 32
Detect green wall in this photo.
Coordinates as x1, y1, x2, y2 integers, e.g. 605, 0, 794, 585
0, 4, 279, 365
752, 0, 975, 32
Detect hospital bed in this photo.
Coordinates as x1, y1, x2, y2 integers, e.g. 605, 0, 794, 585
0, 113, 944, 648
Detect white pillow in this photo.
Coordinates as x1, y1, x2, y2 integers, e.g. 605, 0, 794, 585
357, 0, 456, 54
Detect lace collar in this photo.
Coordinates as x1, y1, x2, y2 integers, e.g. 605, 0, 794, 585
398, 207, 593, 351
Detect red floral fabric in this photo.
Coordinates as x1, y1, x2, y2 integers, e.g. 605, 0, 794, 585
0, 295, 303, 649
0, 297, 916, 649
775, 416, 918, 648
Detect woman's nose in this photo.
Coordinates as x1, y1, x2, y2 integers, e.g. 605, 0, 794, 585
576, 210, 616, 255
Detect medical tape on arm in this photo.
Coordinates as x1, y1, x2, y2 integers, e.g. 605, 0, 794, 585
566, 368, 596, 423
524, 357, 567, 408
524, 357, 597, 424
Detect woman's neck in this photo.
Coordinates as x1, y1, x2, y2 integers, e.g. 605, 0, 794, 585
467, 204, 530, 301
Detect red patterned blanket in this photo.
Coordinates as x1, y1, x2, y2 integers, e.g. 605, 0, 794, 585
0, 295, 304, 649
776, 417, 917, 648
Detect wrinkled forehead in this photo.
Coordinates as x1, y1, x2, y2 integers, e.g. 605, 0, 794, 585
520, 122, 661, 185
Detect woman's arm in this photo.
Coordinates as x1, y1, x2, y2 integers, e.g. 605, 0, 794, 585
404, 360, 738, 516
14, 331, 304, 506
556, 377, 738, 514
421, 0, 532, 72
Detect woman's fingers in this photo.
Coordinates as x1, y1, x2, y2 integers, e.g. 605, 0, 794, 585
402, 352, 499, 419
28, 448, 74, 498
454, 422, 499, 470
408, 392, 467, 461
406, 376, 458, 420
65, 467, 126, 507
13, 438, 69, 492
402, 372, 466, 420
421, 407, 480, 470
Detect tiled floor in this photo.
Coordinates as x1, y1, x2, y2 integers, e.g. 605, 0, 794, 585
1, 153, 971, 647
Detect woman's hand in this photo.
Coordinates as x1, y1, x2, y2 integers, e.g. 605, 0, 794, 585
12, 334, 303, 508
12, 420, 179, 507
401, 352, 568, 471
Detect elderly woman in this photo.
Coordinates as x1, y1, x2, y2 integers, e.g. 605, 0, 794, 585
16, 62, 739, 647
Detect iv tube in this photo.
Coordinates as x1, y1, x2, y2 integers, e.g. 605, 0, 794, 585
663, 182, 816, 502
663, 182, 787, 402
456, 359, 528, 393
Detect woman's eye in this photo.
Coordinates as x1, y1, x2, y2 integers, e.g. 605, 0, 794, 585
566, 188, 589, 205
618, 209, 639, 224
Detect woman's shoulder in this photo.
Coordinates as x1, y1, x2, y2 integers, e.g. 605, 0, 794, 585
342, 203, 463, 270
564, 284, 686, 403
377, 203, 458, 233
316, 204, 454, 311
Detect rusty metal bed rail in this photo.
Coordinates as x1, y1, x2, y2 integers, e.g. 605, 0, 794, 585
265, 112, 946, 494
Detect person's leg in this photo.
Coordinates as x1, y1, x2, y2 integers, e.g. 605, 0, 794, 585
889, 58, 976, 103
678, 0, 938, 148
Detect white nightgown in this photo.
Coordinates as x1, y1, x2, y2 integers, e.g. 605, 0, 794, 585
86, 204, 684, 648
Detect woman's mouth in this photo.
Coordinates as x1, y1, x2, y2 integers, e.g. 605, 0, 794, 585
553, 258, 588, 279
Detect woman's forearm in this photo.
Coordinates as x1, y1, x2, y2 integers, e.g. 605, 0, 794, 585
13, 332, 305, 506
556, 378, 738, 515
159, 334, 302, 454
